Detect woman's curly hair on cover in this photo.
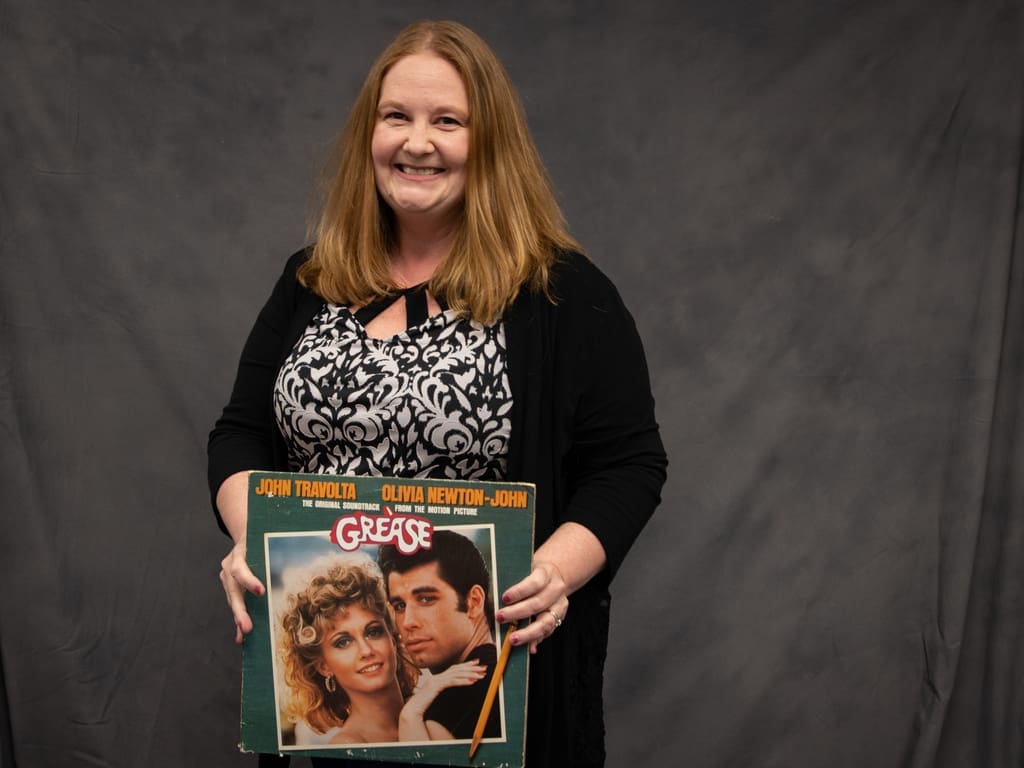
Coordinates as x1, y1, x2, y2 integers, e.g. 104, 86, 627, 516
279, 559, 417, 733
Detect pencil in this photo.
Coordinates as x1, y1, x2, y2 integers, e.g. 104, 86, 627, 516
469, 621, 518, 760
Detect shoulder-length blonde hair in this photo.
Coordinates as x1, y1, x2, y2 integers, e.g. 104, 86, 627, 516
298, 19, 582, 324
278, 559, 417, 735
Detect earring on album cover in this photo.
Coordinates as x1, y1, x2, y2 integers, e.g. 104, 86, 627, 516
324, 674, 337, 693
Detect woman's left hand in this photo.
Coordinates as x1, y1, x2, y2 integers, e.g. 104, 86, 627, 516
497, 522, 608, 652
398, 661, 487, 740
497, 560, 571, 653
409, 660, 488, 708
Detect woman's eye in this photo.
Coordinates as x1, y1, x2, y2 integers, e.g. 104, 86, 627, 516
366, 625, 385, 639
333, 636, 352, 649
383, 111, 407, 122
437, 116, 462, 127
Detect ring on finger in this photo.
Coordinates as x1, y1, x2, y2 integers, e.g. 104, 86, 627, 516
547, 609, 562, 628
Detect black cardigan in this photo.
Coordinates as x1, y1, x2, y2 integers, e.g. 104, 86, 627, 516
208, 249, 667, 767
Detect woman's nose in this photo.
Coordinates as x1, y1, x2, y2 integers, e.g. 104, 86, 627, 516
404, 121, 434, 155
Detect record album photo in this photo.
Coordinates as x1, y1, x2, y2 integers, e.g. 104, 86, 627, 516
240, 472, 535, 767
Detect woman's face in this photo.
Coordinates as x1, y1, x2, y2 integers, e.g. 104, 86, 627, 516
371, 52, 470, 228
317, 603, 398, 696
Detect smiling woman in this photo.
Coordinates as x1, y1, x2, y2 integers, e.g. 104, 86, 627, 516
209, 18, 666, 768
278, 558, 413, 743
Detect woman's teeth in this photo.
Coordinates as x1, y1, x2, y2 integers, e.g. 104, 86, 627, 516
399, 165, 442, 175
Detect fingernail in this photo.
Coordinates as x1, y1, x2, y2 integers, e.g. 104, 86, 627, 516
496, 611, 505, 623
502, 594, 512, 605
509, 634, 519, 646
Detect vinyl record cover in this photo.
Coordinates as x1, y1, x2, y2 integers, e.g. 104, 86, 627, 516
241, 471, 534, 767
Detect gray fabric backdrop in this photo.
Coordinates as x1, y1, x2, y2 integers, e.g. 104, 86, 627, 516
1, 1, 1021, 766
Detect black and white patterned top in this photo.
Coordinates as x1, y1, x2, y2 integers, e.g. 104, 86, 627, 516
273, 300, 512, 480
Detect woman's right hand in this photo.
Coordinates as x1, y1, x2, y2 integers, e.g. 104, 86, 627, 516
216, 471, 265, 644
219, 538, 265, 644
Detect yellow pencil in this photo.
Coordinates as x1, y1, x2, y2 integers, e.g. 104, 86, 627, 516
469, 621, 518, 760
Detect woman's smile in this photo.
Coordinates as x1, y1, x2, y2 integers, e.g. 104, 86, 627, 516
396, 164, 445, 176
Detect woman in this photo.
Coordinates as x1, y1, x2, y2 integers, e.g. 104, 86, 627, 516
209, 19, 667, 768
278, 557, 485, 745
